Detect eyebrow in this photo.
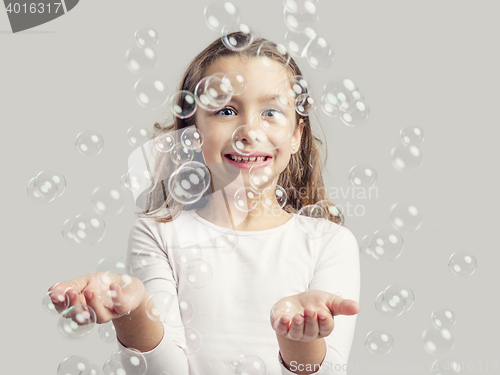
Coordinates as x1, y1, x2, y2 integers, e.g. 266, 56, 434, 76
229, 94, 277, 105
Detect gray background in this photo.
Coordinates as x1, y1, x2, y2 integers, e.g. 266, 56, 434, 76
1, 0, 499, 373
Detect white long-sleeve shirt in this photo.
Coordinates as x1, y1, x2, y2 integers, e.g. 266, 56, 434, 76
116, 206, 360, 375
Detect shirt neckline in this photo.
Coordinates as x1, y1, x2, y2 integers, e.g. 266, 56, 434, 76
189, 210, 296, 236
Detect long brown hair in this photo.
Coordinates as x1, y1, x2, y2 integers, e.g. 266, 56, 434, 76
134, 33, 343, 225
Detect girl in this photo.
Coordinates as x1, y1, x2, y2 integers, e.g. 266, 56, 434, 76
48, 33, 361, 375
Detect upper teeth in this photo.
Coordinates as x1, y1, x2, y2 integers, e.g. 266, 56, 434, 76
229, 155, 266, 162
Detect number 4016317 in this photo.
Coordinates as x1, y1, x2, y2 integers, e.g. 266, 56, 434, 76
6, 2, 63, 14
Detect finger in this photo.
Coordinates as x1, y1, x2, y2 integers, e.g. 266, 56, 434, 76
110, 283, 131, 315
303, 306, 319, 341
318, 309, 335, 337
329, 296, 360, 316
82, 288, 111, 324
287, 313, 305, 341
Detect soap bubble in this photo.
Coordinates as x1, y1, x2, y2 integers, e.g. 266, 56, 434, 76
204, 1, 239, 33
283, 0, 319, 14
249, 164, 276, 192
178, 294, 195, 325
33, 170, 66, 199
170, 142, 194, 165
431, 358, 462, 374
391, 144, 423, 172
305, 35, 334, 70
134, 76, 169, 109
194, 76, 232, 111
257, 41, 291, 72
75, 130, 104, 156
110, 349, 147, 375
134, 27, 159, 48
233, 187, 260, 212
283, 8, 319, 33
223, 70, 247, 95
26, 176, 56, 203
173, 242, 203, 268
62, 218, 78, 243
70, 213, 106, 245
431, 308, 456, 329
168, 163, 209, 204
96, 256, 139, 306
389, 202, 423, 233
285, 29, 316, 59
422, 326, 454, 355
130, 248, 164, 272
230, 350, 247, 367
365, 330, 394, 355
184, 259, 213, 289
91, 186, 125, 216
262, 185, 288, 211
42, 290, 69, 315
155, 132, 177, 154
374, 291, 404, 317
320, 82, 350, 118
57, 304, 96, 339
176, 327, 202, 355
297, 204, 333, 239
214, 229, 239, 254
369, 229, 404, 261
315, 199, 344, 226
181, 127, 204, 151
125, 46, 157, 74
295, 93, 317, 116
339, 98, 370, 127
222, 26, 254, 51
275, 75, 309, 109
359, 234, 374, 259
127, 126, 150, 147
231, 125, 262, 156
382, 284, 414, 313
400, 126, 424, 146
235, 355, 267, 375
348, 165, 377, 188
448, 252, 477, 277
98, 321, 116, 343
170, 90, 197, 119
145, 290, 180, 325
57, 355, 93, 375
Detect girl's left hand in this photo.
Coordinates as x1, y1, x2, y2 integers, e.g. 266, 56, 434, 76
270, 290, 360, 342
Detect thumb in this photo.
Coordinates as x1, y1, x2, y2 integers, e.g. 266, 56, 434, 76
328, 294, 360, 316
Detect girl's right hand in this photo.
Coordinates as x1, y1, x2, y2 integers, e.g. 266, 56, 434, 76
47, 272, 145, 324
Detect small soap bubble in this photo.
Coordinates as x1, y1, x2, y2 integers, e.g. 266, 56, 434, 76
155, 132, 177, 154
295, 93, 317, 116
400, 126, 424, 146
283, 0, 319, 14
233, 187, 260, 212
134, 27, 159, 48
184, 259, 213, 288
285, 29, 316, 59
230, 350, 247, 367
297, 204, 333, 239
168, 164, 208, 204
62, 218, 78, 243
96, 256, 138, 306
57, 304, 96, 340
431, 358, 462, 374
431, 308, 456, 329
125, 46, 157, 74
57, 355, 93, 375
110, 349, 147, 375
389, 202, 423, 233
170, 142, 194, 165
359, 233, 374, 259
134, 76, 169, 109
315, 199, 344, 226
70, 213, 106, 245
174, 242, 203, 268
91, 186, 125, 216
262, 185, 288, 211
204, 1, 240, 33
348, 165, 377, 188
305, 35, 334, 70
231, 125, 262, 156
178, 294, 195, 325
33, 170, 66, 199
42, 291, 69, 315
214, 229, 239, 254
391, 144, 423, 172
145, 290, 180, 326
130, 248, 163, 272
223, 70, 247, 95
181, 127, 204, 151
369, 229, 404, 261
365, 330, 394, 355
383, 284, 414, 313
283, 8, 319, 33
194, 76, 232, 111
339, 99, 370, 127
75, 130, 104, 156
90, 363, 104, 375
222, 27, 254, 52
258, 105, 287, 134
248, 164, 276, 192
26, 176, 56, 203
374, 291, 404, 317
275, 75, 309, 109
448, 252, 477, 277
127, 126, 150, 147
422, 326, 455, 355
235, 355, 267, 375
176, 327, 202, 356
98, 321, 117, 343
170, 90, 197, 119
257, 41, 291, 72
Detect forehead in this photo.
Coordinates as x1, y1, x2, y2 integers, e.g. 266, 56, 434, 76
203, 56, 291, 98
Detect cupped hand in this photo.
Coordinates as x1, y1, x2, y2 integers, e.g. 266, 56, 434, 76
47, 272, 145, 324
270, 290, 360, 342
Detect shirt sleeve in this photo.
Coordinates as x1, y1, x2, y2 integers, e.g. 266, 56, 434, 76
116, 217, 190, 375
278, 225, 361, 375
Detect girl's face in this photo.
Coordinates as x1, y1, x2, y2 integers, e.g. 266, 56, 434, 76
195, 56, 303, 188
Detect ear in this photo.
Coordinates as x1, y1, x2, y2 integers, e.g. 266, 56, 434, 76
291, 119, 305, 153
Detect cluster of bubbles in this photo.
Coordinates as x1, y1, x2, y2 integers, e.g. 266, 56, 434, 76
374, 284, 414, 317
422, 308, 456, 355
320, 78, 370, 127
391, 126, 424, 172
26, 170, 66, 203
364, 330, 394, 355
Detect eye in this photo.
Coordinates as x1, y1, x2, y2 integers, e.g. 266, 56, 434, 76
262, 109, 279, 117
216, 107, 236, 116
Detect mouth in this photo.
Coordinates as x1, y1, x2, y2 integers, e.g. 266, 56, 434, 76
224, 154, 272, 169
